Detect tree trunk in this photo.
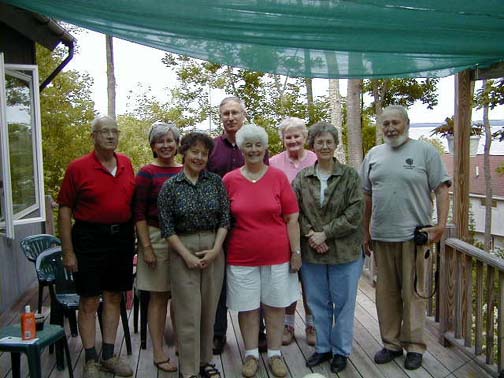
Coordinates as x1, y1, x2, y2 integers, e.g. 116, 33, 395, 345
347, 79, 363, 169
328, 79, 345, 163
482, 80, 493, 252
305, 78, 314, 125
106, 35, 116, 119
372, 80, 388, 144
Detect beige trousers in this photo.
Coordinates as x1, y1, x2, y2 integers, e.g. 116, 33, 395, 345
169, 231, 224, 376
374, 240, 428, 354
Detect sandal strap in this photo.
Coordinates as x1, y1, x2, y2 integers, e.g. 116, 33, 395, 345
201, 363, 221, 377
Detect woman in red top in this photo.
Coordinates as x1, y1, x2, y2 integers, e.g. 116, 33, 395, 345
134, 122, 182, 373
223, 124, 301, 378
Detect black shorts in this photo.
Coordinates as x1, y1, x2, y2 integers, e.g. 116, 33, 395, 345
72, 221, 135, 297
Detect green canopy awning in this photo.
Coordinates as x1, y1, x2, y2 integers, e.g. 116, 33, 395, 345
3, 0, 504, 78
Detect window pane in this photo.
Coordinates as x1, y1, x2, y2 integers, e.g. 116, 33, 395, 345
5, 73, 36, 218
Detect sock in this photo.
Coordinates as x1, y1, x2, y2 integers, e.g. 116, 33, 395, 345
267, 349, 281, 358
245, 348, 259, 359
102, 343, 114, 361
284, 314, 295, 327
84, 347, 98, 363
306, 314, 314, 327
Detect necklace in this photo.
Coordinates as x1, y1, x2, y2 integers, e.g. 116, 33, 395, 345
242, 166, 267, 183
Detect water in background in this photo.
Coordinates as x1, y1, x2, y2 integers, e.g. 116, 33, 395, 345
409, 124, 504, 155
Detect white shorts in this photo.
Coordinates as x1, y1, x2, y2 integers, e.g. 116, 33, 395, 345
226, 262, 300, 312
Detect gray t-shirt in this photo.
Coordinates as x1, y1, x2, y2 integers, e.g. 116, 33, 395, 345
360, 139, 451, 242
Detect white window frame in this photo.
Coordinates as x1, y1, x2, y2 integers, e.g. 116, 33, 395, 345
0, 53, 46, 239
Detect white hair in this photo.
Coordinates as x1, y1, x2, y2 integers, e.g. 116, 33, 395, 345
379, 105, 410, 125
236, 123, 268, 149
91, 115, 117, 131
277, 117, 308, 139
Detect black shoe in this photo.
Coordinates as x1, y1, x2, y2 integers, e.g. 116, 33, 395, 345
258, 331, 267, 353
212, 335, 226, 355
374, 348, 403, 364
330, 354, 347, 373
200, 363, 221, 378
306, 352, 332, 367
404, 352, 422, 370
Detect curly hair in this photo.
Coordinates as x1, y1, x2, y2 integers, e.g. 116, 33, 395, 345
179, 132, 214, 160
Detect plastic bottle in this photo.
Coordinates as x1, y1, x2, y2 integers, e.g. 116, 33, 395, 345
21, 305, 36, 340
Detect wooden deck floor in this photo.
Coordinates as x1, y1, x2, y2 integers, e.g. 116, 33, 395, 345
0, 278, 493, 378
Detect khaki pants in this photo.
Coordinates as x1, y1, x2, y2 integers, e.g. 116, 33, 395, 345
169, 231, 225, 376
374, 240, 428, 354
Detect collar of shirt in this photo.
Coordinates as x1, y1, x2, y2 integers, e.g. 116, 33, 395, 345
302, 158, 344, 178
173, 170, 211, 184
91, 150, 124, 175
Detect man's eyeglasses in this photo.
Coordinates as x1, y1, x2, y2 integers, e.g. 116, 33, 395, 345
95, 129, 120, 136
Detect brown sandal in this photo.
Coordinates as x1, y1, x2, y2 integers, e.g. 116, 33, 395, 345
154, 359, 177, 372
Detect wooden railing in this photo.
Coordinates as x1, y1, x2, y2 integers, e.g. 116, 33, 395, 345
362, 229, 504, 377
435, 235, 504, 377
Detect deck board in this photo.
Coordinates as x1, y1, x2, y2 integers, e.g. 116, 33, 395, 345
0, 278, 495, 378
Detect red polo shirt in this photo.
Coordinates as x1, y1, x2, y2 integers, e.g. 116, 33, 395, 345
58, 151, 136, 224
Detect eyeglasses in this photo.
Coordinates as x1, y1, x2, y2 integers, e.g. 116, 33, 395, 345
95, 129, 120, 136
220, 110, 243, 119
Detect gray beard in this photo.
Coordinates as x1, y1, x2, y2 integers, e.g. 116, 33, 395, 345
384, 133, 409, 148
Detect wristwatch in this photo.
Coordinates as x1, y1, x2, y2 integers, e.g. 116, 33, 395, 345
292, 249, 301, 255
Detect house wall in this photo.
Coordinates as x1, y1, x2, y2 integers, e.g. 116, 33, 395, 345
0, 21, 41, 313
470, 194, 504, 251
0, 222, 44, 313
0, 21, 35, 64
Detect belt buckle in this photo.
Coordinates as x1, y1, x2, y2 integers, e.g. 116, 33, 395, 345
110, 224, 120, 235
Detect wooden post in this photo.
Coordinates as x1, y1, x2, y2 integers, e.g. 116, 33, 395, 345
453, 71, 472, 242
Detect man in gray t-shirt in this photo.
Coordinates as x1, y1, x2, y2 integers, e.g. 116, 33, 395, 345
360, 105, 451, 371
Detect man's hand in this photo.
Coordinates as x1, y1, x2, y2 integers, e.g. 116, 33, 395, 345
363, 231, 373, 256
423, 224, 445, 244
195, 249, 219, 269
63, 250, 78, 272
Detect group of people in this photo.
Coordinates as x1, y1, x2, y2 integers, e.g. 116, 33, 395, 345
58, 97, 450, 378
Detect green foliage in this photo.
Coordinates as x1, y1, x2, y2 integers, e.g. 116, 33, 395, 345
430, 116, 484, 138
161, 53, 330, 138
37, 45, 96, 199
474, 79, 504, 110
116, 114, 156, 170
418, 136, 446, 155
362, 78, 439, 114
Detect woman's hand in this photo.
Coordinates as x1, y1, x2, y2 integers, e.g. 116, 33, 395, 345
142, 246, 157, 269
183, 253, 202, 270
309, 231, 327, 246
195, 248, 220, 269
313, 242, 329, 254
290, 253, 302, 272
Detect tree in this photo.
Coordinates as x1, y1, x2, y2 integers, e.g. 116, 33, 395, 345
346, 79, 363, 169
37, 45, 96, 200
161, 53, 329, 154
474, 78, 504, 252
106, 35, 116, 118
328, 79, 345, 163
362, 79, 439, 144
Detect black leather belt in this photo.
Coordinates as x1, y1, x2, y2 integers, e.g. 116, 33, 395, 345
75, 220, 129, 235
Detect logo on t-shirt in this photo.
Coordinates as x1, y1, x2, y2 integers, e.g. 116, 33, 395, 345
403, 158, 415, 170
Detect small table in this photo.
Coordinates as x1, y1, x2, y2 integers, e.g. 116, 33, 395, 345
0, 323, 73, 378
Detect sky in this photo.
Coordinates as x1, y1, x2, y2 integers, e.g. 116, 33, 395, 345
67, 29, 504, 125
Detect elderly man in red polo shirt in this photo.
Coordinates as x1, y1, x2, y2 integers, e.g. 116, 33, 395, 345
58, 116, 136, 378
